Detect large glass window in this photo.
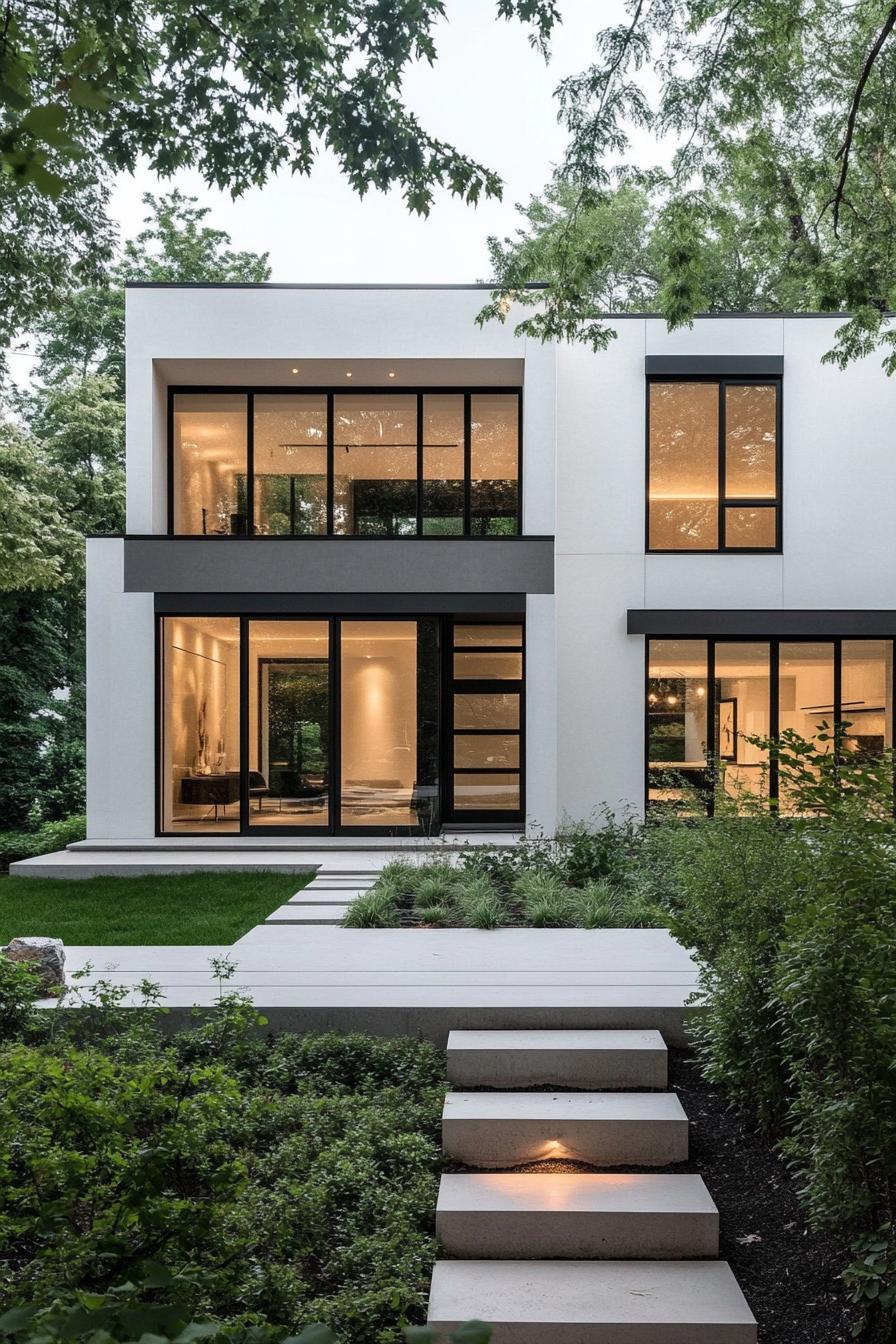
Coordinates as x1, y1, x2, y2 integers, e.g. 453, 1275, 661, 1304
470, 394, 520, 534
648, 380, 780, 551
333, 395, 417, 536
173, 394, 248, 535
254, 395, 327, 535
646, 637, 894, 814
340, 620, 439, 829
647, 640, 710, 810
248, 621, 330, 828
160, 617, 241, 831
170, 389, 521, 536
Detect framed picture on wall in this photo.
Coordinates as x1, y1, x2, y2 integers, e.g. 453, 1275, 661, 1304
719, 698, 738, 761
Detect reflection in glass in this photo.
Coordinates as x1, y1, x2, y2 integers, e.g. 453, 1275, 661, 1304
248, 621, 330, 828
725, 506, 777, 548
422, 394, 464, 535
647, 639, 709, 809
453, 773, 520, 810
778, 642, 835, 812
454, 693, 520, 730
841, 640, 893, 761
340, 620, 439, 829
454, 624, 523, 646
161, 617, 240, 831
254, 395, 327, 534
648, 383, 718, 550
333, 395, 417, 535
173, 394, 248, 534
715, 642, 771, 804
454, 734, 520, 769
725, 385, 777, 498
470, 394, 519, 534
454, 651, 523, 680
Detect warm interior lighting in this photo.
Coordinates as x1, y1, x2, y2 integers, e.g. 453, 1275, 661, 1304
291, 366, 299, 373
666, 694, 678, 706
388, 370, 396, 378
696, 686, 705, 698
345, 370, 353, 378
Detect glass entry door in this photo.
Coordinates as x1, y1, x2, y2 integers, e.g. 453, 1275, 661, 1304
249, 621, 331, 829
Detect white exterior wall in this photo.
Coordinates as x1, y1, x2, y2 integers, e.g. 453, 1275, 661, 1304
87, 292, 896, 840
86, 539, 156, 837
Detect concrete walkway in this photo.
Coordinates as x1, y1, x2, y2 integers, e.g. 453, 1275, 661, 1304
58, 926, 701, 1045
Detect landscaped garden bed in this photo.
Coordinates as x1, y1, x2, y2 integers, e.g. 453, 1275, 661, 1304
0, 964, 446, 1344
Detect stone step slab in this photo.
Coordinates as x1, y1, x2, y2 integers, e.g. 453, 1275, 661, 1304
436, 1172, 717, 1258
287, 890, 365, 905
264, 904, 350, 925
427, 1260, 757, 1343
442, 1091, 688, 1168
447, 1028, 667, 1089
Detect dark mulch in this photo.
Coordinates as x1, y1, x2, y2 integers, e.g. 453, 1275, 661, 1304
669, 1049, 858, 1344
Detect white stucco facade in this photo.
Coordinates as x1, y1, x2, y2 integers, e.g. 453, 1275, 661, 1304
86, 287, 896, 840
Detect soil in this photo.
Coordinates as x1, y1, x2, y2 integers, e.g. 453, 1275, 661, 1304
448, 1051, 869, 1342
669, 1049, 860, 1344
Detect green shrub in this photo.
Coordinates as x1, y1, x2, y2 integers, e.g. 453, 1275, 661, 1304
416, 873, 460, 907
0, 815, 86, 872
662, 733, 896, 1337
342, 889, 401, 928
566, 879, 618, 928
512, 873, 571, 928
0, 1020, 445, 1344
457, 890, 506, 930
415, 903, 455, 927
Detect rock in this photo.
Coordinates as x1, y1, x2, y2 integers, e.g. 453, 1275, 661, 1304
1, 936, 66, 989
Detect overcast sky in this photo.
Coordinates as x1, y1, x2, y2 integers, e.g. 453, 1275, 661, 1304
111, 0, 626, 283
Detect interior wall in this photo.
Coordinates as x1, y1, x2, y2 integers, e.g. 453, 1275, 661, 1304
340, 621, 417, 792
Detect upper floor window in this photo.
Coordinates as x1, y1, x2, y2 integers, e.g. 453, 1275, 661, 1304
170, 388, 521, 537
647, 379, 780, 552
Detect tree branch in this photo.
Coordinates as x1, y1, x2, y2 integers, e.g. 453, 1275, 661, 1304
832, 3, 896, 234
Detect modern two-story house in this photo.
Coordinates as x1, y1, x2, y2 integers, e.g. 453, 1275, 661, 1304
82, 286, 896, 846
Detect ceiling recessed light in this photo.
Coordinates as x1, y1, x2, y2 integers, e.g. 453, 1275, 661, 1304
291, 366, 299, 373
345, 370, 353, 378
388, 370, 396, 378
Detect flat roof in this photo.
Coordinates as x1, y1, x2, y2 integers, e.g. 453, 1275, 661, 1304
122, 283, 864, 316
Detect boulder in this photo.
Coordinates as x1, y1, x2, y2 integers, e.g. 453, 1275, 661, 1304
1, 936, 66, 989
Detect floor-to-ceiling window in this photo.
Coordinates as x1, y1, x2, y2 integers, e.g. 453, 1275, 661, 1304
248, 621, 330, 828
160, 617, 241, 831
448, 622, 524, 819
159, 614, 451, 834
646, 636, 894, 814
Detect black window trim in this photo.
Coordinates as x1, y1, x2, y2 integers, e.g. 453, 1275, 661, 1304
156, 610, 525, 838
644, 633, 896, 816
645, 374, 783, 555
167, 385, 523, 539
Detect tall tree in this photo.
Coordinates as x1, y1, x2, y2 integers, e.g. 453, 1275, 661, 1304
0, 0, 559, 352
482, 2, 896, 370
0, 193, 270, 827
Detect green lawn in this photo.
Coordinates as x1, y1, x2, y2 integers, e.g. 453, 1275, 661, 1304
0, 870, 312, 945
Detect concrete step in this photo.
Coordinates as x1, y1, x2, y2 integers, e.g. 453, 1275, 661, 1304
442, 1091, 688, 1168
307, 878, 378, 887
287, 889, 365, 905
264, 904, 350, 925
428, 1260, 756, 1342
436, 1172, 717, 1259
447, 1028, 667, 1089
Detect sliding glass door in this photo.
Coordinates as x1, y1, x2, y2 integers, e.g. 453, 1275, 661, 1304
248, 621, 331, 829
160, 615, 445, 835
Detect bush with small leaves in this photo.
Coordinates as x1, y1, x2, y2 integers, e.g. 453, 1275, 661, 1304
342, 889, 401, 929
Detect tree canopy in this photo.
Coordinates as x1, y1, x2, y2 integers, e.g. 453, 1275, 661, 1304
481, 1, 896, 371
0, 0, 558, 350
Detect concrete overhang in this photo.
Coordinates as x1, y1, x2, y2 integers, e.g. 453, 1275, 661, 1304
124, 536, 554, 595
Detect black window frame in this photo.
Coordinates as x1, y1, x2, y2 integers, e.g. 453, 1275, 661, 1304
167, 385, 523, 538
644, 634, 896, 815
156, 610, 525, 838
645, 376, 783, 555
